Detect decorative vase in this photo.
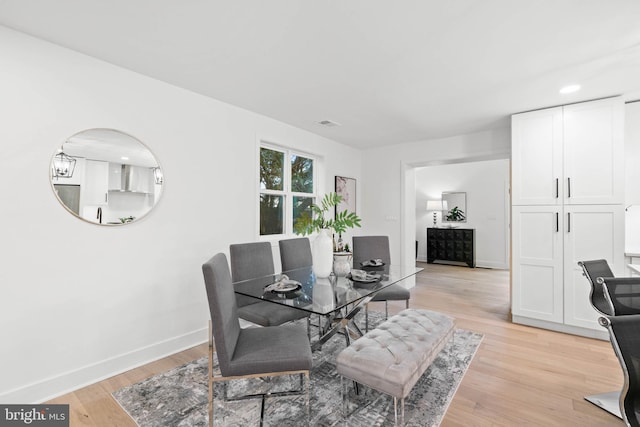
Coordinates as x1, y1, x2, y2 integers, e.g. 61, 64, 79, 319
312, 229, 334, 278
333, 252, 352, 277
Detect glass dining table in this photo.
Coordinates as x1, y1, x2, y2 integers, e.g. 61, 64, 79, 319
233, 264, 423, 350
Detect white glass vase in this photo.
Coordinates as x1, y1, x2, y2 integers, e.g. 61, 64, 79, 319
312, 229, 334, 278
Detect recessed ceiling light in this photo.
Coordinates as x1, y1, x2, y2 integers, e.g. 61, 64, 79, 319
121, 156, 129, 161
559, 84, 581, 94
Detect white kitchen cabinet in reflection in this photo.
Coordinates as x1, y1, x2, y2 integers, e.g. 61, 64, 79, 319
83, 160, 109, 205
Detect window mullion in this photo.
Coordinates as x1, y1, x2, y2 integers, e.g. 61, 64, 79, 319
284, 150, 292, 235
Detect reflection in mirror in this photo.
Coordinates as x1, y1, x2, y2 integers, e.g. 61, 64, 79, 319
50, 129, 163, 225
442, 191, 466, 223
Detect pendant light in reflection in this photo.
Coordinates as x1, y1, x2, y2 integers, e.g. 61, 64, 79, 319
52, 149, 76, 178
153, 167, 164, 185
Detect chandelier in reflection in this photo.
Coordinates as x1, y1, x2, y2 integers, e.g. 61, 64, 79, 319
153, 167, 164, 185
52, 150, 76, 178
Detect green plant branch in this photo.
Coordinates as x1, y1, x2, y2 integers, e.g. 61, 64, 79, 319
293, 192, 362, 236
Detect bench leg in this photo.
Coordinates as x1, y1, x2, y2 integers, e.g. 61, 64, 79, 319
393, 396, 405, 426
393, 397, 397, 425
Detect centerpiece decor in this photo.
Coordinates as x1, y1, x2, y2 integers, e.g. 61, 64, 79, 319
294, 192, 361, 277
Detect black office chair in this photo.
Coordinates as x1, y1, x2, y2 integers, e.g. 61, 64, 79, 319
202, 253, 312, 426
579, 259, 621, 417
599, 314, 640, 427
353, 236, 410, 332
229, 242, 310, 336
579, 260, 616, 316
580, 260, 640, 419
601, 277, 640, 316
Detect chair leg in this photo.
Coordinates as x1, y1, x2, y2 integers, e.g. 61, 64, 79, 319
306, 316, 311, 341
365, 304, 369, 333
341, 375, 347, 420
385, 301, 389, 319
208, 322, 214, 427
405, 299, 409, 309
209, 382, 214, 427
304, 372, 310, 423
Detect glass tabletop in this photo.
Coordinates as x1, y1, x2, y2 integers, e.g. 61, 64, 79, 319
233, 264, 423, 316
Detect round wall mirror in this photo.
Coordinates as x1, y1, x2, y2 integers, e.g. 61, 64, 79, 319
50, 128, 164, 225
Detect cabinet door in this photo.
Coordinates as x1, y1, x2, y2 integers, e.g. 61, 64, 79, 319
563, 205, 625, 330
511, 107, 563, 205
563, 97, 624, 205
83, 160, 109, 205
511, 206, 563, 322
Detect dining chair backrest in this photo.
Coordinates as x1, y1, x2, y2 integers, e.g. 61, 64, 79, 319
279, 237, 312, 271
230, 241, 275, 282
202, 253, 241, 376
601, 278, 640, 316
352, 236, 391, 267
578, 259, 615, 316
230, 241, 275, 308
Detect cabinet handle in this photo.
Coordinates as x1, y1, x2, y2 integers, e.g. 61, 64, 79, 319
555, 178, 559, 198
556, 212, 559, 232
567, 177, 571, 198
567, 212, 571, 232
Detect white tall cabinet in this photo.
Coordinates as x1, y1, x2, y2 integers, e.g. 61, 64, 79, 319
511, 97, 625, 338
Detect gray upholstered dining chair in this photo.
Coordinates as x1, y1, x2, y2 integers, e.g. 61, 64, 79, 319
279, 237, 313, 271
202, 253, 312, 427
352, 235, 411, 331
278, 237, 321, 331
230, 242, 310, 332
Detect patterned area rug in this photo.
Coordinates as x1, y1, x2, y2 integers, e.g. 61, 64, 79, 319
113, 311, 483, 426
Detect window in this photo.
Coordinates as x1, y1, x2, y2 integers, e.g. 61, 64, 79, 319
259, 144, 316, 236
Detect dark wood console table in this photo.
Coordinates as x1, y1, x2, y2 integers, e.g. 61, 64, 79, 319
427, 227, 476, 268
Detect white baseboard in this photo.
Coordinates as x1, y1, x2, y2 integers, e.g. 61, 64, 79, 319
512, 315, 608, 340
0, 327, 208, 404
415, 258, 509, 270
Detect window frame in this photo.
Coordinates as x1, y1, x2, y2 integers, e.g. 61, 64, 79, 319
258, 141, 318, 239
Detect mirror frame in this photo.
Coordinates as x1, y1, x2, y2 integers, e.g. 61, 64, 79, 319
50, 128, 164, 226
442, 191, 467, 223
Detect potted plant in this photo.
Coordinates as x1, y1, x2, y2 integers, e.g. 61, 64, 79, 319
294, 192, 361, 277
445, 206, 466, 222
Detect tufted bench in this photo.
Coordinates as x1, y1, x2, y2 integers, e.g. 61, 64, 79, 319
336, 308, 455, 425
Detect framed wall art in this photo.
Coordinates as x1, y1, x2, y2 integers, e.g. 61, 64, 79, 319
335, 176, 356, 216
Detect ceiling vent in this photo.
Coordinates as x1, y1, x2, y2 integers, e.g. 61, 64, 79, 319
317, 119, 341, 127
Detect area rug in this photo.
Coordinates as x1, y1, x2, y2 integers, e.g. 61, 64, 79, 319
113, 311, 483, 426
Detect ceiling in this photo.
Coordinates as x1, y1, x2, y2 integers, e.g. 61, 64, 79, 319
2, 0, 640, 149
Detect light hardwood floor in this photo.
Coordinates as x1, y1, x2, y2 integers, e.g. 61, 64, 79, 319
47, 263, 624, 426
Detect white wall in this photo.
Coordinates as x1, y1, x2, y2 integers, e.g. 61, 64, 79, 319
624, 101, 640, 252
360, 129, 512, 269
415, 160, 510, 268
0, 26, 362, 403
